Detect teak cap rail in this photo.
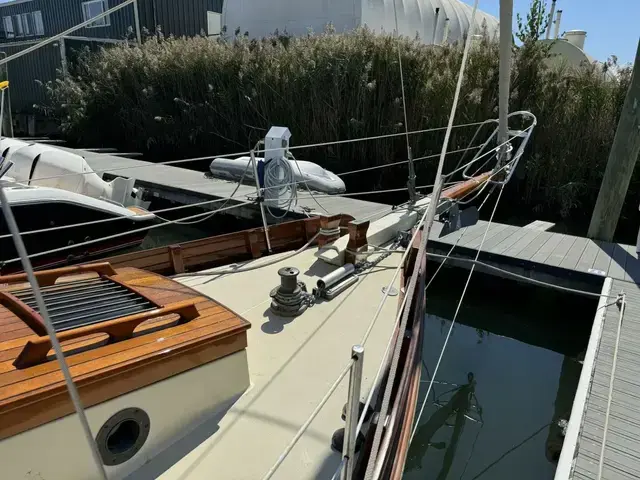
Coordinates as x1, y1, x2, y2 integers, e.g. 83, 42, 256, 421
0, 263, 117, 287
13, 299, 200, 369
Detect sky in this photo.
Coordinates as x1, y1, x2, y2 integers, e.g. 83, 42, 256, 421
475, 0, 639, 65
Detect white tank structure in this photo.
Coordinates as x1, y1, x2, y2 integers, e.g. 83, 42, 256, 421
0, 139, 141, 207
222, 0, 499, 45
539, 30, 616, 80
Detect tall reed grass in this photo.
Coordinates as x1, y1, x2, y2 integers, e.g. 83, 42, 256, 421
42, 29, 632, 231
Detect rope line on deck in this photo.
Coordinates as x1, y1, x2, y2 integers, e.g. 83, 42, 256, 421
597, 292, 626, 480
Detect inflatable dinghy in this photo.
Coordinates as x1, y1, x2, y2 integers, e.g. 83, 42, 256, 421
210, 156, 346, 194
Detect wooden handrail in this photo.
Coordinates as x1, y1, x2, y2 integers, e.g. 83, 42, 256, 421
13, 299, 200, 369
0, 262, 117, 287
0, 291, 47, 335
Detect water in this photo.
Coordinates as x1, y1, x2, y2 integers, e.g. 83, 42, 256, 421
405, 268, 598, 480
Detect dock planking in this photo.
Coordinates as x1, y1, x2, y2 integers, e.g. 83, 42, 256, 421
65, 147, 391, 222
428, 219, 639, 284
568, 278, 640, 480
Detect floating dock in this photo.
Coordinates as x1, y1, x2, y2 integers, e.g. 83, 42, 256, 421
427, 219, 640, 480
64, 147, 392, 222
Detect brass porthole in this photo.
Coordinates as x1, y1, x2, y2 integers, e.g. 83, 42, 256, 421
96, 407, 151, 466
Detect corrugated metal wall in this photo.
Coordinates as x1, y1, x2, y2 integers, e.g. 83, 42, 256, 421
0, 0, 47, 40
46, 0, 136, 40
0, 0, 225, 116
0, 0, 135, 41
138, 0, 223, 37
0, 41, 60, 113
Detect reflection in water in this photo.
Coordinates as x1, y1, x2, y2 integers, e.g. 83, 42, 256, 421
406, 372, 483, 479
404, 268, 596, 480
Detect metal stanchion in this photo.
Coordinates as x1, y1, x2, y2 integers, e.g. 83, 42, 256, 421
341, 345, 364, 480
251, 149, 272, 253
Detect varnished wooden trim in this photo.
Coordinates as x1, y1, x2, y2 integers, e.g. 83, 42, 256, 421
441, 171, 492, 200
318, 214, 343, 246
168, 245, 185, 274
346, 220, 370, 265
244, 231, 261, 259
0, 292, 46, 336
13, 300, 200, 369
0, 263, 117, 287
0, 328, 248, 441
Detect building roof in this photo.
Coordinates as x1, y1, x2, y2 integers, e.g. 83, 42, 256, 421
222, 0, 498, 44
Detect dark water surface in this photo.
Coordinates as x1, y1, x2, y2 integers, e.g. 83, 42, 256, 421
405, 268, 599, 480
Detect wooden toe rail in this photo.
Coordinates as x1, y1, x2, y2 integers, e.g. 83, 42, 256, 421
0, 263, 117, 287
13, 299, 200, 369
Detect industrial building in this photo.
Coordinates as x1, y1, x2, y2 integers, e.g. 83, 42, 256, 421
0, 0, 223, 133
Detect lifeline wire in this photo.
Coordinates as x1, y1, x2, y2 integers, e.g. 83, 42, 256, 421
0, 186, 108, 480
22, 121, 488, 185
364, 2, 481, 477
3, 199, 255, 266
597, 293, 626, 480
411, 184, 505, 444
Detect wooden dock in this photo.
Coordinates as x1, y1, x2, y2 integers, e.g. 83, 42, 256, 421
427, 219, 640, 480
558, 277, 640, 480
67, 148, 391, 222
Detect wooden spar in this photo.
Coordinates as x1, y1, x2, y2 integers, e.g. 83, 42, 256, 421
441, 171, 492, 200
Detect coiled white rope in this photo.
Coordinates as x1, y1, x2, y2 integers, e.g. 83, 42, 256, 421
263, 155, 297, 219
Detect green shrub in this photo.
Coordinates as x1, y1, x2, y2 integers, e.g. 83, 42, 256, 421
43, 29, 632, 231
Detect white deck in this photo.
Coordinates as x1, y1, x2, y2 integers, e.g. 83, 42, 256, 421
138, 247, 402, 479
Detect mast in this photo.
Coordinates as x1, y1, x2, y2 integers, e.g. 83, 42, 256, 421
497, 0, 513, 166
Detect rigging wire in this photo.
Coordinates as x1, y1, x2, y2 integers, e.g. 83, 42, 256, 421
19, 121, 488, 185
176, 232, 320, 277
392, 0, 412, 163
410, 183, 505, 444
364, 2, 481, 477
154, 153, 253, 225
0, 187, 108, 480
335, 145, 483, 177
2, 199, 256, 266
287, 151, 329, 214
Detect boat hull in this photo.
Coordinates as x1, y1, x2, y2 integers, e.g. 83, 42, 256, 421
0, 219, 154, 274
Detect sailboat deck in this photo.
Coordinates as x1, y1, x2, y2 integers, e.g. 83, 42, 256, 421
136, 246, 403, 480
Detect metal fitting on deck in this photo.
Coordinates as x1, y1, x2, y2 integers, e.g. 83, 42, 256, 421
270, 267, 309, 317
